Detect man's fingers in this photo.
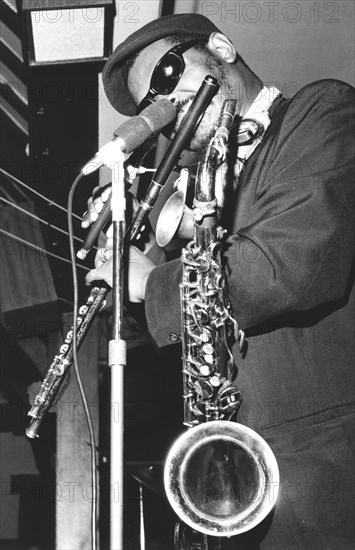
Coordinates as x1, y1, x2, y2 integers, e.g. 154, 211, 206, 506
106, 224, 113, 240
81, 185, 112, 228
95, 247, 113, 268
129, 245, 143, 262
85, 269, 99, 285
81, 210, 91, 228
93, 196, 104, 214
102, 186, 111, 202
81, 197, 97, 227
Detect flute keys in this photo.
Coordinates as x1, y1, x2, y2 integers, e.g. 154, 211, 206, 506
65, 330, 73, 344
79, 305, 88, 315
53, 362, 65, 376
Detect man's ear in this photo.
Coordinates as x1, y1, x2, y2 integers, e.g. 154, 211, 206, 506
207, 32, 237, 63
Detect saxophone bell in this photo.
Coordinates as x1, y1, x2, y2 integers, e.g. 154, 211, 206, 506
156, 99, 238, 248
156, 167, 195, 247
156, 191, 195, 247
164, 421, 279, 537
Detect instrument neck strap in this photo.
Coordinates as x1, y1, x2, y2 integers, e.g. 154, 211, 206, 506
235, 85, 282, 177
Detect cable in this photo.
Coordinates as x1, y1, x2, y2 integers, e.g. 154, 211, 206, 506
0, 167, 83, 221
0, 228, 90, 271
0, 184, 22, 203
1, 167, 99, 547
67, 173, 98, 550
0, 196, 85, 244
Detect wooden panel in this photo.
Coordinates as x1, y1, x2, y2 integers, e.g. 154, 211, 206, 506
56, 312, 100, 550
0, 201, 59, 337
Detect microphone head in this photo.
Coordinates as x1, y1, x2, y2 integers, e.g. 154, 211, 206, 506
140, 98, 177, 132
81, 100, 177, 175
115, 99, 177, 153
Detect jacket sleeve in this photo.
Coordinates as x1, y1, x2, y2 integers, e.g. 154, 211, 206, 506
145, 81, 355, 345
225, 80, 355, 330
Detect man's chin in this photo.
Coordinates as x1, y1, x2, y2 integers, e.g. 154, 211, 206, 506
163, 128, 209, 151
163, 109, 218, 150
189, 127, 217, 151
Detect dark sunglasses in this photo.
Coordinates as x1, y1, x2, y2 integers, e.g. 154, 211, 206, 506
136, 39, 204, 114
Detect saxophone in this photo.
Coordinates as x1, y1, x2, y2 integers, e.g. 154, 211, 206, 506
163, 100, 279, 544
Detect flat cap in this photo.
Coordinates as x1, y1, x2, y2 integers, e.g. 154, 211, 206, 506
102, 13, 220, 116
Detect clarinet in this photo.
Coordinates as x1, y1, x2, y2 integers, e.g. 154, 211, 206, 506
26, 75, 219, 439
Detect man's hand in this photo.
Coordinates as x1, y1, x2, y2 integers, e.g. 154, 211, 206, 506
85, 246, 156, 303
81, 184, 112, 229
81, 185, 156, 253
81, 162, 140, 230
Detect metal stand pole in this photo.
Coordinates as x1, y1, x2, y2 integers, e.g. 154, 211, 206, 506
109, 155, 126, 549
104, 77, 219, 548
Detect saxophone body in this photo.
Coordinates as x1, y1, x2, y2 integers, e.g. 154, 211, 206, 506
179, 142, 242, 429
163, 101, 279, 541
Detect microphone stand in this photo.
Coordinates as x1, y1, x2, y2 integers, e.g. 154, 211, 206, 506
109, 153, 126, 549
101, 75, 220, 548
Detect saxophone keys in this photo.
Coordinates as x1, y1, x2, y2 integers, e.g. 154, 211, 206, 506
200, 327, 215, 343
201, 343, 214, 354
239, 329, 246, 349
209, 375, 221, 387
193, 207, 203, 222
194, 379, 213, 399
216, 226, 226, 240
199, 365, 211, 376
219, 385, 242, 412
202, 354, 214, 365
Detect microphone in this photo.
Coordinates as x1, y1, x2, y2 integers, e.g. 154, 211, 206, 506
78, 76, 218, 260
81, 99, 177, 175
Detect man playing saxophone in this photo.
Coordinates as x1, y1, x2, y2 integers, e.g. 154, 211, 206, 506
85, 13, 355, 549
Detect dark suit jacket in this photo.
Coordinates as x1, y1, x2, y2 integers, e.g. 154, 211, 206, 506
145, 80, 355, 548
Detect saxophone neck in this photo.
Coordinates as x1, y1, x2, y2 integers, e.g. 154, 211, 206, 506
195, 142, 218, 204
195, 99, 238, 205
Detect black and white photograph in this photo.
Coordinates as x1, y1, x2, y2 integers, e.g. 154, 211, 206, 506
0, 1, 354, 549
